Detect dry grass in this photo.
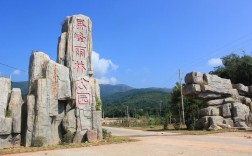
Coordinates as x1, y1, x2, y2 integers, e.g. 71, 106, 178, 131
0, 136, 138, 155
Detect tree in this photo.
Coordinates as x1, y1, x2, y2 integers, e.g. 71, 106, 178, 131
170, 83, 203, 127
210, 53, 252, 85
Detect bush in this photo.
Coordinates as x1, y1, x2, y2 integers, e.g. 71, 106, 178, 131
96, 96, 102, 111
173, 123, 181, 130
32, 136, 47, 147
63, 131, 74, 143
102, 129, 112, 139
5, 109, 12, 117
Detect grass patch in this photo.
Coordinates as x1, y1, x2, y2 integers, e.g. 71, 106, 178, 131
0, 136, 137, 155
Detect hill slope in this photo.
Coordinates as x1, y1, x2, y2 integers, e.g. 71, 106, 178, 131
100, 84, 134, 98
102, 88, 171, 117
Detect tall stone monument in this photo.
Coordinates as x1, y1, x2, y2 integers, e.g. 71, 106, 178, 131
25, 14, 102, 147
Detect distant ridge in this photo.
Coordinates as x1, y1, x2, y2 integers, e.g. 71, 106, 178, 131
100, 84, 134, 98
11, 81, 171, 98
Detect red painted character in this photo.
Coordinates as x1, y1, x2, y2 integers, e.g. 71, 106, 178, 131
73, 61, 86, 73
76, 19, 86, 30
74, 32, 86, 42
75, 46, 86, 58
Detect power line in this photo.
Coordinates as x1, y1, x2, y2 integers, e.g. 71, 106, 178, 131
0, 62, 28, 73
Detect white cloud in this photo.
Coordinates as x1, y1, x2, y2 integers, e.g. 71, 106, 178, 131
92, 51, 119, 76
97, 77, 117, 85
208, 58, 223, 67
12, 69, 21, 76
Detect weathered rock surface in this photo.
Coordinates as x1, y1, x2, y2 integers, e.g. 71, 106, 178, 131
87, 130, 97, 142
8, 88, 23, 133
25, 95, 35, 147
28, 52, 50, 94
206, 99, 223, 106
183, 84, 201, 95
233, 84, 249, 95
232, 102, 250, 121
0, 78, 11, 118
33, 79, 51, 145
184, 72, 252, 129
185, 72, 204, 84
199, 107, 220, 117
221, 103, 232, 118
63, 109, 77, 134
0, 118, 12, 135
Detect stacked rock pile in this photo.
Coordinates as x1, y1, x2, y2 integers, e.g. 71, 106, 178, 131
183, 72, 251, 130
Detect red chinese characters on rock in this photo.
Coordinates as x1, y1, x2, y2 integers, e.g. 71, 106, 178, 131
76, 77, 90, 108
76, 19, 86, 30
74, 32, 86, 42
73, 61, 86, 73
75, 46, 86, 58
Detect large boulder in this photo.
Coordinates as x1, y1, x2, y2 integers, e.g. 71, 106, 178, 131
8, 88, 23, 133
221, 103, 232, 118
232, 102, 250, 121
46, 60, 71, 116
183, 84, 201, 95
0, 118, 12, 135
206, 99, 224, 106
208, 116, 225, 126
33, 79, 51, 145
185, 72, 204, 84
201, 74, 232, 95
28, 52, 50, 94
25, 95, 35, 147
87, 129, 97, 142
199, 107, 220, 117
197, 93, 222, 99
0, 78, 11, 118
62, 109, 77, 134
233, 84, 249, 95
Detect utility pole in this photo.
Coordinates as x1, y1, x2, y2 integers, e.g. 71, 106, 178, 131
159, 101, 162, 117
179, 69, 185, 125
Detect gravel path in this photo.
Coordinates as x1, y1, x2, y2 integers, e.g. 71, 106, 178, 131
6, 127, 252, 156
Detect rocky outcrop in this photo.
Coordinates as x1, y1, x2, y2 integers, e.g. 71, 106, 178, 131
0, 80, 23, 148
184, 72, 252, 130
0, 78, 11, 118
24, 14, 102, 147
0, 14, 102, 149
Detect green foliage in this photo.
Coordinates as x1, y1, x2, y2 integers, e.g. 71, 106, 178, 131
63, 131, 74, 143
32, 136, 47, 147
102, 129, 112, 139
96, 96, 102, 111
5, 109, 12, 117
161, 114, 169, 130
170, 83, 203, 125
210, 53, 252, 85
102, 89, 171, 118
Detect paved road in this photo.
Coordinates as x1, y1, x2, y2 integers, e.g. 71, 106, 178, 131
8, 127, 252, 156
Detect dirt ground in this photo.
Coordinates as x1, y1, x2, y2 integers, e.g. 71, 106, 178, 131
6, 127, 252, 156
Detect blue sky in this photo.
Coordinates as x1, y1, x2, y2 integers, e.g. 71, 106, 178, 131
1, 0, 252, 88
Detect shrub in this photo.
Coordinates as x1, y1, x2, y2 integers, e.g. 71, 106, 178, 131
32, 136, 47, 147
173, 123, 181, 130
96, 96, 102, 111
5, 109, 12, 117
63, 131, 74, 143
102, 128, 112, 139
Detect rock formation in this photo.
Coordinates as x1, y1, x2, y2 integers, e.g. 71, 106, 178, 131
183, 72, 252, 130
0, 78, 23, 148
0, 14, 102, 149
25, 14, 102, 146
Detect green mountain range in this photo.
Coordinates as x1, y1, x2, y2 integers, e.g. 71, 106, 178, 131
11, 81, 171, 117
